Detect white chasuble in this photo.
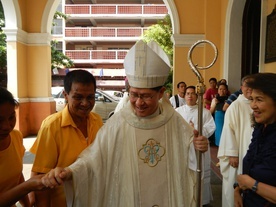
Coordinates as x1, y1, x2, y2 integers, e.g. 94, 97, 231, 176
65, 98, 197, 207
136, 127, 168, 207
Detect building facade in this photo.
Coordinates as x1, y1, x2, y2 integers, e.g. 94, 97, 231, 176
52, 0, 168, 91
1, 0, 275, 136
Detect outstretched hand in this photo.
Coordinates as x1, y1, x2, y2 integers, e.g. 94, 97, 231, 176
27, 174, 47, 191
42, 167, 72, 188
193, 129, 209, 152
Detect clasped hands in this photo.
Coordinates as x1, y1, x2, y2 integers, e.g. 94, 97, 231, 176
38, 130, 208, 189
38, 167, 72, 189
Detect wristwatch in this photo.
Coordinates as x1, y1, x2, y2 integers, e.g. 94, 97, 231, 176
233, 182, 239, 189
252, 180, 259, 192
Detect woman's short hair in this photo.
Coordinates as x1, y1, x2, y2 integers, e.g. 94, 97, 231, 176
247, 73, 276, 103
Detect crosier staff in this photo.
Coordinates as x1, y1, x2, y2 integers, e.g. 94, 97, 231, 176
187, 40, 218, 207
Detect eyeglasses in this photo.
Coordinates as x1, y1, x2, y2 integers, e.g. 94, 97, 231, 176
128, 92, 156, 102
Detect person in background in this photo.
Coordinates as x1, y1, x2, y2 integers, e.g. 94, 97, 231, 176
0, 87, 45, 207
217, 75, 253, 207
218, 78, 227, 85
218, 79, 231, 95
234, 73, 276, 206
223, 89, 242, 111
204, 77, 218, 110
176, 85, 216, 206
210, 82, 229, 146
29, 70, 103, 206
114, 77, 130, 113
41, 40, 209, 207
169, 81, 186, 108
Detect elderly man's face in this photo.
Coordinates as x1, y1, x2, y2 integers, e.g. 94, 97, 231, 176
64, 82, 95, 120
129, 87, 164, 117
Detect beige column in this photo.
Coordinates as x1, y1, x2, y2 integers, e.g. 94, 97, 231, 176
171, 34, 206, 94
4, 28, 55, 136
171, 0, 222, 94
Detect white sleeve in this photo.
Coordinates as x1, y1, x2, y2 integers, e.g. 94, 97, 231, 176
189, 142, 205, 179
169, 96, 176, 108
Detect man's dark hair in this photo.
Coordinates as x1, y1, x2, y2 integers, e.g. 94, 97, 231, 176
185, 85, 197, 95
185, 85, 196, 91
177, 81, 186, 88
185, 86, 197, 95
64, 70, 96, 94
0, 87, 19, 107
209, 78, 217, 83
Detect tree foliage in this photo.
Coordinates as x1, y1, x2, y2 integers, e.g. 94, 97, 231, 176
142, 14, 173, 65
51, 40, 74, 69
0, 3, 7, 70
51, 11, 74, 69
142, 14, 173, 94
53, 11, 68, 21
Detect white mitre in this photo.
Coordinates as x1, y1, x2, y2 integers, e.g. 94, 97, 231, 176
124, 40, 171, 88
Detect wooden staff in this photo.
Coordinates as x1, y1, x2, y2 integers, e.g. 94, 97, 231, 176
187, 40, 218, 207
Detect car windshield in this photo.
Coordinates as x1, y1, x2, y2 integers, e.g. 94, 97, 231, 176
51, 87, 64, 98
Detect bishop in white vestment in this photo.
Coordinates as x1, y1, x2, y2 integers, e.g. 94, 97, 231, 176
42, 40, 209, 207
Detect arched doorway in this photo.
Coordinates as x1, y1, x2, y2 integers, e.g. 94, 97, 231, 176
224, 0, 262, 91
242, 0, 262, 76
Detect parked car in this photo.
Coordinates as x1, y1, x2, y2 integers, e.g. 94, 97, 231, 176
53, 88, 119, 121
51, 86, 64, 97
103, 90, 124, 101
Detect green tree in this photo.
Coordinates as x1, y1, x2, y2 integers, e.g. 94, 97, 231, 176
142, 14, 173, 65
51, 11, 74, 69
0, 3, 7, 70
142, 14, 173, 94
51, 40, 74, 69
52, 11, 74, 69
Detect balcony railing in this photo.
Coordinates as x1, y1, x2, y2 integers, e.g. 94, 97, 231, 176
64, 27, 147, 38
65, 4, 168, 16
65, 50, 128, 63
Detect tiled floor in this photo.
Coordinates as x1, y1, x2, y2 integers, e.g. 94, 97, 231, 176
210, 145, 222, 180
208, 145, 222, 207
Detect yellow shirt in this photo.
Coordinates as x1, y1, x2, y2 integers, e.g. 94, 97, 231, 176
30, 106, 103, 206
0, 130, 25, 193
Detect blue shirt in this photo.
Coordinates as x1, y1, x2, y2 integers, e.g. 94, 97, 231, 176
225, 89, 242, 105
242, 123, 276, 206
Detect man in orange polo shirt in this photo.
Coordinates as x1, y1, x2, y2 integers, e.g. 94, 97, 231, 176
29, 70, 103, 206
